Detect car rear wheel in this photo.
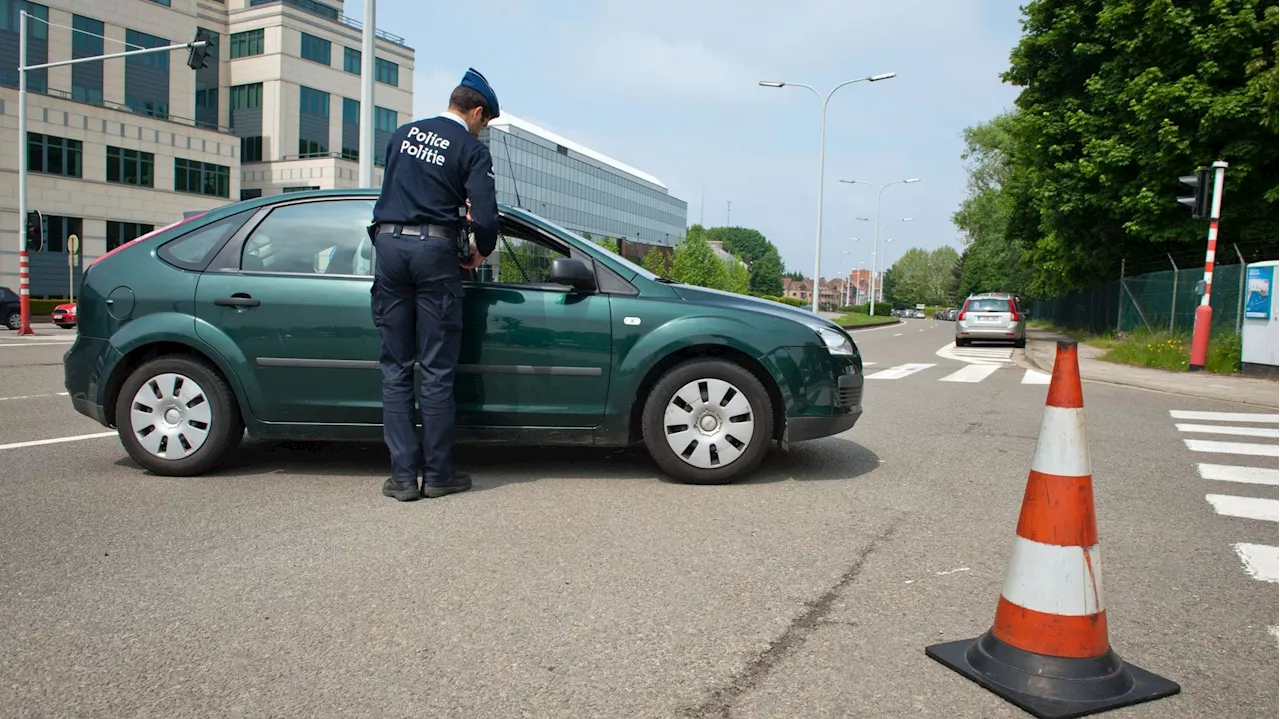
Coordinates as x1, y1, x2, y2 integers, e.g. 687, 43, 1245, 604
114, 355, 243, 476
5, 311, 20, 330
641, 358, 774, 485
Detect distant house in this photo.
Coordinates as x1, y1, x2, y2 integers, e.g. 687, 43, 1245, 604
782, 277, 813, 301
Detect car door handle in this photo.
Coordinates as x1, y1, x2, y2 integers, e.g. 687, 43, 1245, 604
214, 294, 261, 307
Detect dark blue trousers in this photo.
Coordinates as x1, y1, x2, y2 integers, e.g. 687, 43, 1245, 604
370, 231, 465, 486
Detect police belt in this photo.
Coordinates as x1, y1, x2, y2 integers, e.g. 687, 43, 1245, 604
377, 223, 458, 240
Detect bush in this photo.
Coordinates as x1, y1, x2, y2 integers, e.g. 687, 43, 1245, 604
29, 299, 68, 315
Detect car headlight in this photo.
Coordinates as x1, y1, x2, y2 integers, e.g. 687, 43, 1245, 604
810, 324, 854, 356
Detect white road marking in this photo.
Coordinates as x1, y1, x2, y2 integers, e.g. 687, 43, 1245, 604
1021, 369, 1051, 385
0, 392, 67, 401
865, 363, 935, 380
935, 342, 1014, 365
939, 364, 1001, 383
1176, 423, 1280, 439
1205, 494, 1280, 522
863, 362, 877, 367
1198, 463, 1280, 486
0, 341, 72, 348
1185, 439, 1280, 457
0, 431, 117, 451
1232, 543, 1279, 583
893, 333, 903, 337
1170, 410, 1280, 424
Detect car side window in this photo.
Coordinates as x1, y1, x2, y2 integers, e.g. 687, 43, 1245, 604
157, 209, 256, 271
240, 199, 376, 276
472, 223, 568, 286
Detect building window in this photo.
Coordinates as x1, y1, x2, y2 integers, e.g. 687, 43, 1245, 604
298, 85, 329, 157
71, 15, 103, 105
240, 136, 262, 162
375, 57, 397, 86
106, 146, 154, 187
240, 188, 262, 201
374, 106, 396, 164
27, 132, 81, 177
282, 185, 319, 192
343, 46, 359, 74
145, 0, 171, 5
106, 221, 154, 251
229, 82, 262, 109
1, 1, 49, 92
124, 28, 169, 118
300, 32, 329, 64
39, 215, 81, 253
341, 96, 358, 160
175, 158, 230, 198
229, 28, 263, 58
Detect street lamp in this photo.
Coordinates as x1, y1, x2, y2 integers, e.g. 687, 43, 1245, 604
839, 177, 920, 315
760, 72, 897, 313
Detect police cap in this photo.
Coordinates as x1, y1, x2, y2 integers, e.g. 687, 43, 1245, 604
460, 68, 500, 119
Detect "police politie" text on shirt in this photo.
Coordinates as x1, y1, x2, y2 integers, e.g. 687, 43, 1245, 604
399, 126, 450, 165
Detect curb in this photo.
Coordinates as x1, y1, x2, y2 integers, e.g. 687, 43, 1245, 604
1022, 339, 1279, 409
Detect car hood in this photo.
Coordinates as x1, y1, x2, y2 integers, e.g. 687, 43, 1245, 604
668, 284, 840, 330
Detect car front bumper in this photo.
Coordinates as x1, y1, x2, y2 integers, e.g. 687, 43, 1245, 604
784, 371, 864, 443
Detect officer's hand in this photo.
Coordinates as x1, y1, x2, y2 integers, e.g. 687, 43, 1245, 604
466, 200, 472, 223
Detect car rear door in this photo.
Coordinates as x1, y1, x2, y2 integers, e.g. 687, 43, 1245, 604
193, 195, 381, 424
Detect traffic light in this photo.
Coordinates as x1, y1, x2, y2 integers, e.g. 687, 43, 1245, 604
186, 29, 212, 70
1177, 168, 1211, 219
25, 210, 42, 252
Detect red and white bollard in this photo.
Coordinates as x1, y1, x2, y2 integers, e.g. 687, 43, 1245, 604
1188, 161, 1228, 371
17, 249, 33, 335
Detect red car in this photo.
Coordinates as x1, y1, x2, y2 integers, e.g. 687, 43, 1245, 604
51, 302, 76, 329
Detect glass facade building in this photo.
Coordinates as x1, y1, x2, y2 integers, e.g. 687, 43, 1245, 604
481, 114, 687, 247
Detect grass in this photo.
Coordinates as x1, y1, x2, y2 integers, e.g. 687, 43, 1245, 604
1028, 320, 1241, 374
834, 313, 901, 328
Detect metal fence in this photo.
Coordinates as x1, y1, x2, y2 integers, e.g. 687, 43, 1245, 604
1032, 255, 1250, 336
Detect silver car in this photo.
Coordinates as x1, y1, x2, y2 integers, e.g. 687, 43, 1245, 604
955, 293, 1026, 348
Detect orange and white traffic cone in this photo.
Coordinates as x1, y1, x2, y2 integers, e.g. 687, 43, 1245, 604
926, 341, 1180, 719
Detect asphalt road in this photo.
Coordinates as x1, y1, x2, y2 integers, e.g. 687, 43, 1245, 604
0, 321, 1275, 718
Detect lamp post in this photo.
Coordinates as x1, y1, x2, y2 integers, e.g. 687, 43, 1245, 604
358, 0, 376, 187
840, 178, 920, 315
759, 72, 897, 313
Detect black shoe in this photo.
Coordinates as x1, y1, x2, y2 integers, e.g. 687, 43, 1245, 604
423, 473, 472, 498
382, 477, 421, 502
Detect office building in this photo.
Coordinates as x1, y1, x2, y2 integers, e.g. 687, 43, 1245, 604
0, 0, 414, 297
482, 114, 687, 248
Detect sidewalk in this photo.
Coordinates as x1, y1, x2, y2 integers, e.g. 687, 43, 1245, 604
1019, 327, 1279, 408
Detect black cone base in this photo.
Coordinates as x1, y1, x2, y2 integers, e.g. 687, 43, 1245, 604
925, 630, 1180, 719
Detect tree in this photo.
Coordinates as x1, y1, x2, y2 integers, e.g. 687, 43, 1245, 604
642, 248, 670, 276
998, 0, 1278, 294
669, 225, 726, 289
783, 270, 805, 281
723, 257, 751, 295
707, 227, 771, 263
879, 266, 897, 307
595, 236, 619, 254
748, 247, 785, 296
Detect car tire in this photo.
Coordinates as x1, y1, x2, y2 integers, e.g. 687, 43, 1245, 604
1014, 337, 1026, 349
5, 311, 20, 330
955, 338, 969, 347
641, 358, 774, 485
114, 354, 244, 477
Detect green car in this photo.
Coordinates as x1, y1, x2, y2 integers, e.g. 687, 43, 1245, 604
64, 189, 865, 484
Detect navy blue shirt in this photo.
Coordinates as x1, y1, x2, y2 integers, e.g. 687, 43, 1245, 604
372, 113, 499, 257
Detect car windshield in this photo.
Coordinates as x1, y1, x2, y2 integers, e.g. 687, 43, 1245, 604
510, 208, 663, 281
967, 298, 1012, 312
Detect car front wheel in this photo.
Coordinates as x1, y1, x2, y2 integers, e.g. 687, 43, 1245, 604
114, 355, 244, 476
641, 358, 774, 485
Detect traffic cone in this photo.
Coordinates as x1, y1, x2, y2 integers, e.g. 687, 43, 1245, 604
925, 341, 1180, 719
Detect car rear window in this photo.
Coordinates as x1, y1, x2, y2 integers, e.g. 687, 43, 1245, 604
966, 298, 1012, 312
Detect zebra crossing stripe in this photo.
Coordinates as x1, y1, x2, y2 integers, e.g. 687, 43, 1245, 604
1205, 494, 1280, 522
1170, 410, 1279, 423
940, 364, 1001, 383
1233, 543, 1280, 583
1021, 369, 1051, 385
1176, 423, 1280, 439
1184, 439, 1280, 457
865, 363, 935, 380
1198, 463, 1280, 486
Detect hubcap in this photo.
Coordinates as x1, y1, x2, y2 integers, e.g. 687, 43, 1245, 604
129, 372, 213, 459
663, 377, 755, 469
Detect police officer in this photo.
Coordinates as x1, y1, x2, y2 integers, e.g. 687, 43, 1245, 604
370, 68, 500, 501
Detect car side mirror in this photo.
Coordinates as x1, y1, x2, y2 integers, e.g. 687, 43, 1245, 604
549, 257, 597, 293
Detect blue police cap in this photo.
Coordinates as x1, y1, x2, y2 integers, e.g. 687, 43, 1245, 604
460, 68, 499, 119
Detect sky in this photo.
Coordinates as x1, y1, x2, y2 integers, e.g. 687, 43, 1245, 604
347, 0, 1027, 280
